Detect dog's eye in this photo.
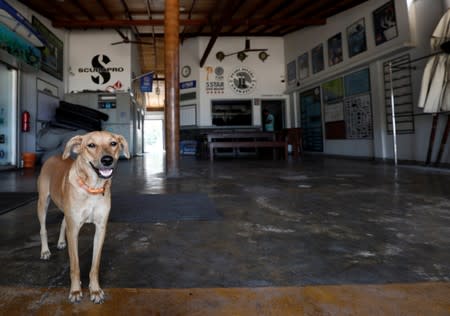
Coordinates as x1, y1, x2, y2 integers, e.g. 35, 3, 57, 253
87, 143, 96, 148
110, 141, 117, 147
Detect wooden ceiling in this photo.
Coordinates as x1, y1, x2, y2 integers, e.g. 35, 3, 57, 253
20, 0, 369, 77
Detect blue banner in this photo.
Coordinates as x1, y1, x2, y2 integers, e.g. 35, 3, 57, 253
140, 73, 153, 92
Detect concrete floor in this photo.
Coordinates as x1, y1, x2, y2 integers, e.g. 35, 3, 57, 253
0, 154, 449, 315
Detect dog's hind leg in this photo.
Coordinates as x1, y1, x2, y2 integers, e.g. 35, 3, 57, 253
37, 192, 51, 260
57, 217, 67, 250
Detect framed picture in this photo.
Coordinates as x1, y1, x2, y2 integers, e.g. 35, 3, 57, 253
287, 59, 297, 84
322, 77, 344, 103
373, 0, 398, 46
32, 16, 64, 80
327, 33, 343, 66
311, 43, 324, 74
344, 68, 371, 96
297, 52, 309, 80
347, 18, 367, 57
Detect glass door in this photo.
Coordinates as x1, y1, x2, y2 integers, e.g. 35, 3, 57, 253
300, 87, 323, 152
0, 63, 18, 168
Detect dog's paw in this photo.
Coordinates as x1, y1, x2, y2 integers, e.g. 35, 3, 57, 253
57, 241, 66, 250
69, 290, 83, 303
40, 250, 51, 260
90, 289, 105, 304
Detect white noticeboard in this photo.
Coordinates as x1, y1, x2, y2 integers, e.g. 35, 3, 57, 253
324, 102, 344, 122
181, 105, 196, 126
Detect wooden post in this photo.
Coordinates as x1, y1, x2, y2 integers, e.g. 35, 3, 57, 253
164, 0, 180, 177
434, 115, 450, 166
426, 114, 439, 165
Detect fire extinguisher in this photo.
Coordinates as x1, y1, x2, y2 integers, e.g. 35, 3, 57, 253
21, 111, 30, 132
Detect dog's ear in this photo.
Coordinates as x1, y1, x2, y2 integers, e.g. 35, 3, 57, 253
116, 135, 130, 159
62, 135, 84, 160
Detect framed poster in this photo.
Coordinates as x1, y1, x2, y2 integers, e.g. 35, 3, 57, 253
344, 68, 370, 96
373, 0, 398, 46
344, 94, 373, 139
347, 18, 367, 57
325, 102, 344, 123
322, 78, 344, 103
323, 78, 345, 139
327, 33, 343, 66
287, 59, 297, 84
297, 52, 309, 80
32, 16, 64, 80
311, 43, 324, 74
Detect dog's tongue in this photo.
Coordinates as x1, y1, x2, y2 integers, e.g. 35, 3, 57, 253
99, 168, 113, 178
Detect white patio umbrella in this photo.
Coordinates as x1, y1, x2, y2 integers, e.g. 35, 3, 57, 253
418, 9, 450, 112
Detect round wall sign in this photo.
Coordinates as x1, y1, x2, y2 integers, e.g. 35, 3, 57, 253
228, 67, 256, 94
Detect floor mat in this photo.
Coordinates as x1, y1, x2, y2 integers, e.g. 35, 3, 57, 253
109, 192, 222, 222
0, 192, 38, 215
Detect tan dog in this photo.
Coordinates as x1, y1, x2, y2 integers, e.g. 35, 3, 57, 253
37, 131, 129, 304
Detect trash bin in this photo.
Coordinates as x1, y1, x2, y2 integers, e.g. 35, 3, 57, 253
22, 152, 37, 168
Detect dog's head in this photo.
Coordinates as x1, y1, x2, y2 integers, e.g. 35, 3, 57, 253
62, 131, 130, 179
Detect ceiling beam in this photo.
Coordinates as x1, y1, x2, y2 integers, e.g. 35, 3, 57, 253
95, 0, 114, 19
180, 0, 198, 43
52, 17, 325, 28
17, 0, 72, 20
71, 0, 95, 20
254, 0, 314, 34
247, 0, 295, 33
199, 0, 252, 67
227, 0, 270, 33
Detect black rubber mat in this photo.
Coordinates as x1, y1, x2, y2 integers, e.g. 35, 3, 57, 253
109, 193, 222, 222
0, 192, 38, 215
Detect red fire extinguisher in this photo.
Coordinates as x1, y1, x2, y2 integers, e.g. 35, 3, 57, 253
21, 111, 30, 132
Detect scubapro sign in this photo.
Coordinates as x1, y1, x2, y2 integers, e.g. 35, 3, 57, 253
228, 67, 256, 94
78, 54, 124, 85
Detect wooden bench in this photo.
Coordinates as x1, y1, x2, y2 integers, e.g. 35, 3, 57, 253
206, 132, 288, 161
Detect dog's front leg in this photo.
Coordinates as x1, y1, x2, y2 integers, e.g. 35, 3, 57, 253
66, 221, 83, 303
89, 221, 107, 304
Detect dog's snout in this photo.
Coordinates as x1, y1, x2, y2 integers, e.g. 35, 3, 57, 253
101, 155, 114, 166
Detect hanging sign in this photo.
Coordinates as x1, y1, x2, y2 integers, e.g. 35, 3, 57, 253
140, 73, 153, 92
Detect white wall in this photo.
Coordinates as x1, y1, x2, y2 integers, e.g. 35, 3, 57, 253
67, 29, 132, 93
179, 38, 200, 125
284, 0, 449, 164
181, 37, 287, 127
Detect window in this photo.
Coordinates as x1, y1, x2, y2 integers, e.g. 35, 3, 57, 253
211, 100, 252, 126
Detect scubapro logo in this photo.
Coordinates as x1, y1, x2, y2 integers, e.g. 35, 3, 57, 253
228, 67, 256, 94
78, 54, 124, 85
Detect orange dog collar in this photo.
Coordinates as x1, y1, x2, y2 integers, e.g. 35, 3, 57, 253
77, 178, 105, 195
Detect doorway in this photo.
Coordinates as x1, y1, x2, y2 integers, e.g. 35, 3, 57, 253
144, 112, 164, 154
261, 100, 284, 132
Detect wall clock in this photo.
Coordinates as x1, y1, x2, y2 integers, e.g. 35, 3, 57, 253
181, 65, 191, 78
